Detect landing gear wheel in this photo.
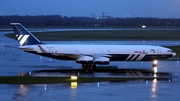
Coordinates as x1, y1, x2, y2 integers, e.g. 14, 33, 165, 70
82, 64, 86, 69
82, 64, 92, 72
92, 64, 96, 70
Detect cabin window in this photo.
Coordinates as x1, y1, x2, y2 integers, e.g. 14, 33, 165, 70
167, 50, 174, 53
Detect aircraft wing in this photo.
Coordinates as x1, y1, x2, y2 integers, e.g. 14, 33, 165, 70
3, 45, 19, 48
4, 45, 33, 49
54, 53, 111, 64
38, 45, 111, 64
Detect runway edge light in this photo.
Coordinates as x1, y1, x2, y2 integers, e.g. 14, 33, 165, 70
71, 76, 78, 80
71, 82, 78, 89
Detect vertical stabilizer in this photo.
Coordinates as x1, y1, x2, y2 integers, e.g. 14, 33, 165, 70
10, 23, 43, 46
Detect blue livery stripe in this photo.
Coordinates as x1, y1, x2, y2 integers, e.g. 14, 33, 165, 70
10, 23, 43, 46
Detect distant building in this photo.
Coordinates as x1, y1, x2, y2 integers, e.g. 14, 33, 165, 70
101, 15, 112, 19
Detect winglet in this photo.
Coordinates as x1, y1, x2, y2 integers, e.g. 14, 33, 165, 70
10, 23, 44, 46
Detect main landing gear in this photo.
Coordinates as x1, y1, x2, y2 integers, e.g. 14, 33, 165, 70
82, 64, 96, 72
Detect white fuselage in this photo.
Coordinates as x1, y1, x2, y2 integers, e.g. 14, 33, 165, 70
20, 44, 176, 62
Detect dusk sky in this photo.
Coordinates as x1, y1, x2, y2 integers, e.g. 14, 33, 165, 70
1, 0, 180, 18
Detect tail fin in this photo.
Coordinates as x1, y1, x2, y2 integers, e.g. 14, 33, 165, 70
10, 23, 43, 46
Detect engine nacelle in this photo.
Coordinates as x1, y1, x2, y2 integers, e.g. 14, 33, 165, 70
94, 57, 109, 65
76, 56, 110, 65
76, 56, 93, 64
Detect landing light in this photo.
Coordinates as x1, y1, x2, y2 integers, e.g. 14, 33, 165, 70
153, 60, 157, 65
153, 67, 158, 73
153, 60, 157, 67
142, 25, 146, 28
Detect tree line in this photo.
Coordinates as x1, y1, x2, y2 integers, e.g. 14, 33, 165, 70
0, 15, 180, 27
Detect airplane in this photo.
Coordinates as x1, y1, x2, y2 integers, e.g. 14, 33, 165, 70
10, 23, 176, 72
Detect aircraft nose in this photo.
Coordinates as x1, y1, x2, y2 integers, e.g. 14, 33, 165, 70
173, 52, 176, 57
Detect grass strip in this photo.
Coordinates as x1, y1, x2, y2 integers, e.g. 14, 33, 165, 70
0, 76, 153, 84
4, 30, 180, 41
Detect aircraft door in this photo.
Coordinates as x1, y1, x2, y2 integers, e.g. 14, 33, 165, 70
157, 48, 161, 54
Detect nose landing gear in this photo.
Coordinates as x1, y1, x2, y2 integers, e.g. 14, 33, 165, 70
152, 60, 158, 73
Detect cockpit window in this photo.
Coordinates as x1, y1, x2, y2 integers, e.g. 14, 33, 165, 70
167, 50, 174, 53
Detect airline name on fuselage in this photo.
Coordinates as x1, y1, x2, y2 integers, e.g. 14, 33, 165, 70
134, 50, 148, 54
